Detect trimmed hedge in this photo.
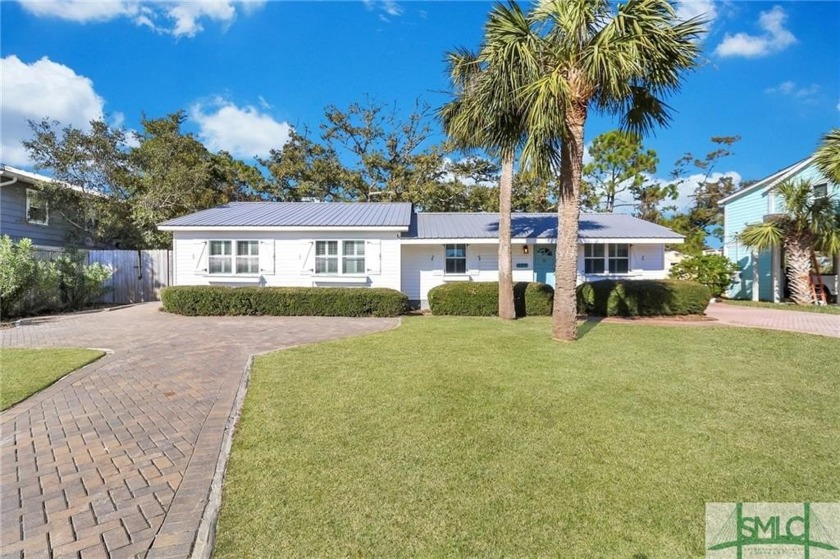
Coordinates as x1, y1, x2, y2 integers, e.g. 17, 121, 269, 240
576, 279, 711, 317
161, 286, 409, 317
427, 282, 554, 317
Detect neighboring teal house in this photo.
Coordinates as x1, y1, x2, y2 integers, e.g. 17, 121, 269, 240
721, 156, 839, 302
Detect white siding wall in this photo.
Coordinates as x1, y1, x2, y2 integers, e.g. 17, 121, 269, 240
577, 243, 668, 283
402, 242, 669, 306
400, 243, 503, 304
173, 232, 670, 307
172, 230, 402, 291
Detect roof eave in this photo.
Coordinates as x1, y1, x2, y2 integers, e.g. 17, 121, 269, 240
400, 236, 683, 244
719, 156, 814, 205
158, 225, 410, 232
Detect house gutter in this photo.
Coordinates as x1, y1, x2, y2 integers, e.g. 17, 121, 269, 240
0, 176, 18, 187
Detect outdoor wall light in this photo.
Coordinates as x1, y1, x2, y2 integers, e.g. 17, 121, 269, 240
522, 245, 530, 255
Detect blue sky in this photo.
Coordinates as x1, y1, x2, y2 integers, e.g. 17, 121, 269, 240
2, 0, 838, 205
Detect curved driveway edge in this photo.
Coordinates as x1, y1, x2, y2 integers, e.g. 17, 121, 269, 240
0, 303, 398, 559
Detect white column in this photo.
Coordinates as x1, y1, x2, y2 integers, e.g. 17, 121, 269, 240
752, 250, 760, 302
772, 246, 782, 303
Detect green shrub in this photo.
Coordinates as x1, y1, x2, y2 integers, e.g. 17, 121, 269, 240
576, 279, 711, 317
0, 236, 38, 319
160, 286, 409, 317
52, 249, 113, 311
0, 237, 113, 319
669, 254, 739, 297
427, 282, 553, 317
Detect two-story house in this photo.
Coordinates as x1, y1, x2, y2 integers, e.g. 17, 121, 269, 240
721, 156, 839, 303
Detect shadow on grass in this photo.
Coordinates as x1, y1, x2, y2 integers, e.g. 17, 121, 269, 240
577, 316, 603, 339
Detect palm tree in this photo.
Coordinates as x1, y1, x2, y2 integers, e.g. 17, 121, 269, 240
489, 0, 705, 340
440, 4, 539, 320
739, 179, 840, 305
814, 128, 840, 183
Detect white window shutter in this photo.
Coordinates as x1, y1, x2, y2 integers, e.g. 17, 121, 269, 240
194, 241, 208, 273
260, 239, 275, 275
467, 246, 479, 275
431, 246, 444, 276
299, 240, 314, 275
365, 239, 381, 275
629, 245, 641, 271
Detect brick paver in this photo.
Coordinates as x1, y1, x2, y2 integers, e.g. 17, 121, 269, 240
1, 304, 398, 558
705, 303, 840, 338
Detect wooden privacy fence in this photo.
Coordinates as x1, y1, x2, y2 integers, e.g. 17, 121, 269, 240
33, 248, 173, 304
88, 250, 172, 304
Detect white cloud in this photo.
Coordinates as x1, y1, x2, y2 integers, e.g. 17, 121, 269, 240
17, 0, 140, 22
673, 171, 741, 211
362, 0, 403, 21
191, 99, 291, 159
612, 171, 742, 214
765, 81, 820, 103
16, 0, 265, 38
715, 5, 796, 58
675, 0, 717, 26
582, 143, 593, 166
1, 55, 105, 166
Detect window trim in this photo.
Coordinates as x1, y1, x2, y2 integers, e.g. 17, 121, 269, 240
813, 183, 829, 199
25, 188, 49, 226
207, 239, 261, 276
584, 243, 630, 275
444, 243, 467, 275
314, 240, 367, 276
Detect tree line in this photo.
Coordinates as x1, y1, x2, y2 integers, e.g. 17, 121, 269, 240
26, 102, 736, 254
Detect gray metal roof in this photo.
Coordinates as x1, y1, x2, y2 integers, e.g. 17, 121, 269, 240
159, 202, 414, 228
407, 212, 683, 240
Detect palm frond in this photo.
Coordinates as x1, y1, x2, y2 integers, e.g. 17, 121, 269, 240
814, 128, 840, 183
739, 221, 785, 251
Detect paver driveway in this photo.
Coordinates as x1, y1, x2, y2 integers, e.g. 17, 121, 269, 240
705, 303, 840, 338
0, 303, 398, 559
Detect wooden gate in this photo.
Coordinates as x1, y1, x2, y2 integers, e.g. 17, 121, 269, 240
88, 250, 173, 304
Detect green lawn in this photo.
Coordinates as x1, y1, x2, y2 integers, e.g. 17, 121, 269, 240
215, 317, 840, 559
0, 348, 104, 410
722, 299, 840, 315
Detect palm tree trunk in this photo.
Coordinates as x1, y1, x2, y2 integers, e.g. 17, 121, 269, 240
785, 236, 815, 305
498, 155, 516, 320
552, 107, 586, 341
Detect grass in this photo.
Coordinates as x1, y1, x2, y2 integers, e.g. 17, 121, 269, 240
215, 317, 840, 559
722, 299, 840, 315
0, 348, 104, 410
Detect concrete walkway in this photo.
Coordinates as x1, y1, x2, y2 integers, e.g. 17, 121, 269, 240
705, 302, 840, 338
0, 304, 398, 559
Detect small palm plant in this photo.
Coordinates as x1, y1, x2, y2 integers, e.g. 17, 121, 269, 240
814, 128, 840, 183
739, 179, 840, 305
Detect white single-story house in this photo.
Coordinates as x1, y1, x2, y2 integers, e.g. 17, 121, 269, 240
158, 202, 684, 308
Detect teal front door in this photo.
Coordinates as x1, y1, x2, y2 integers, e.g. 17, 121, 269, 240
534, 246, 556, 286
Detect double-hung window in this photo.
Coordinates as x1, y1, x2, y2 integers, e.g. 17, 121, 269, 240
208, 240, 259, 275
315, 240, 366, 274
445, 244, 467, 274
236, 241, 259, 274
26, 189, 49, 225
584, 244, 629, 274
342, 241, 365, 274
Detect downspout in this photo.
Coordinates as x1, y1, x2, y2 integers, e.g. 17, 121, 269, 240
0, 176, 19, 187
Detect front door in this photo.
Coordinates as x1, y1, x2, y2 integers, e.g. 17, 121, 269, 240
534, 246, 556, 287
